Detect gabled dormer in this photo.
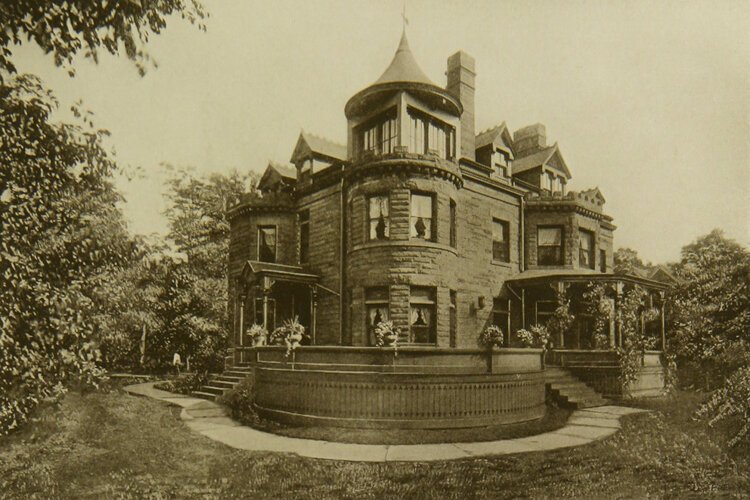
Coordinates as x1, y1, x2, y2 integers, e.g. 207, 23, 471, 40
290, 131, 346, 183
257, 161, 297, 194
475, 122, 515, 180
511, 124, 571, 194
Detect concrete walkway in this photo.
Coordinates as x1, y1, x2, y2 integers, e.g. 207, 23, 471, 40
124, 382, 647, 463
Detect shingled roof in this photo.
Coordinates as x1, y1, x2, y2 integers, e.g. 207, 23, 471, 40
374, 30, 435, 86
475, 123, 514, 157
290, 131, 347, 164
511, 144, 571, 179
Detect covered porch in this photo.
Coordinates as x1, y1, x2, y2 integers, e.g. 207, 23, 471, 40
235, 261, 321, 361
505, 270, 669, 362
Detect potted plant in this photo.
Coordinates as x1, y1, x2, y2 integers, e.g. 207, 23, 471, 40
516, 324, 550, 349
270, 316, 306, 362
479, 325, 505, 349
374, 320, 400, 348
247, 323, 268, 347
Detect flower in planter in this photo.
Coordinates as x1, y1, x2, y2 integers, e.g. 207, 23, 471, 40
479, 325, 504, 348
247, 324, 268, 346
517, 324, 550, 349
270, 316, 307, 358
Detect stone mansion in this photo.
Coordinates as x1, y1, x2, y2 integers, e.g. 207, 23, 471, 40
227, 31, 668, 356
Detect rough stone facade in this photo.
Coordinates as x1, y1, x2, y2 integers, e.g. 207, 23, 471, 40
226, 33, 629, 351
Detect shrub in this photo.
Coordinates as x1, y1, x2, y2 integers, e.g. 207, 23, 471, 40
153, 372, 209, 395
696, 366, 750, 447
219, 375, 261, 427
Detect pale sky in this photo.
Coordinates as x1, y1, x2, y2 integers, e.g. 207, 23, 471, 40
12, 0, 750, 264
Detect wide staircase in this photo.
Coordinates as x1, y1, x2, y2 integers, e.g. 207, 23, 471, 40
192, 364, 252, 401
545, 366, 609, 409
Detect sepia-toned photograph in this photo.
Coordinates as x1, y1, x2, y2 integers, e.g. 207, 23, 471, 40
1, 1, 748, 497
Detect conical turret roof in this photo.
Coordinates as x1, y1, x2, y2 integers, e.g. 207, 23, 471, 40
373, 30, 435, 86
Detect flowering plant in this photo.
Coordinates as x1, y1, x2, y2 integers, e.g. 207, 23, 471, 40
247, 323, 268, 346
479, 325, 504, 348
270, 316, 306, 358
517, 324, 550, 349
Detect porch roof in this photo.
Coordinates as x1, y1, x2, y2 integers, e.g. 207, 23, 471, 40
242, 261, 320, 285
505, 269, 670, 290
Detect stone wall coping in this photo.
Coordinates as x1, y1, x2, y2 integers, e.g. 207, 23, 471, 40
247, 345, 543, 355
349, 239, 459, 256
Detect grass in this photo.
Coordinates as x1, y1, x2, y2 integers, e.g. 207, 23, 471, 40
1, 385, 748, 499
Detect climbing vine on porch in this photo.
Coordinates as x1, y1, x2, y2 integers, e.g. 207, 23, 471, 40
584, 282, 651, 395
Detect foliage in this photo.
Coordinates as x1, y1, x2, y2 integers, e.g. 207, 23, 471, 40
479, 325, 504, 348
582, 283, 614, 349
614, 285, 649, 395
670, 230, 750, 389
270, 317, 306, 358
0, 0, 206, 79
696, 366, 750, 447
219, 375, 263, 428
546, 287, 575, 348
0, 75, 135, 434
373, 321, 400, 347
516, 325, 550, 349
614, 247, 650, 275
153, 371, 209, 395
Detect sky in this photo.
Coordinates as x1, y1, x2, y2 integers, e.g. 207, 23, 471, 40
11, 0, 750, 264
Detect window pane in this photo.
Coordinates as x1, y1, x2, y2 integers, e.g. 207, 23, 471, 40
410, 116, 425, 154
410, 193, 433, 240
367, 305, 389, 327
258, 226, 276, 263
538, 227, 562, 245
368, 195, 390, 240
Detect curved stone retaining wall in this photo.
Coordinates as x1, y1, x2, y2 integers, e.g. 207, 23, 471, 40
249, 346, 546, 429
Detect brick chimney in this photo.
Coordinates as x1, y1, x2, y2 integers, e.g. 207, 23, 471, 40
513, 124, 547, 157
447, 51, 476, 161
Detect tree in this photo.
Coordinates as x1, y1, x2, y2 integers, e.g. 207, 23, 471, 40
614, 247, 650, 275
0, 1, 207, 433
0, 0, 206, 79
671, 230, 750, 388
0, 75, 134, 433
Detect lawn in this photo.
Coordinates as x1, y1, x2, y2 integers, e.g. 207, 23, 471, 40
1, 385, 748, 499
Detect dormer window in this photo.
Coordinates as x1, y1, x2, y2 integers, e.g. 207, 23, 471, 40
357, 107, 397, 158
493, 150, 508, 177
408, 107, 455, 160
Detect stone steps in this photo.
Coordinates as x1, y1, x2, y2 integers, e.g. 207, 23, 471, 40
545, 367, 608, 409
192, 365, 253, 402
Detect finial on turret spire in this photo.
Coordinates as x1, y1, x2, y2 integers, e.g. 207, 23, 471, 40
402, 1, 409, 32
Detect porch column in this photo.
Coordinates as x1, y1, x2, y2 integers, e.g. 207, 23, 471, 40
521, 288, 526, 330
238, 292, 246, 346
659, 291, 666, 351
310, 285, 318, 345
262, 277, 272, 330
614, 282, 624, 348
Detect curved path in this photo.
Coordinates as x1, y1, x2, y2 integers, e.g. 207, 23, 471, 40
124, 382, 646, 463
